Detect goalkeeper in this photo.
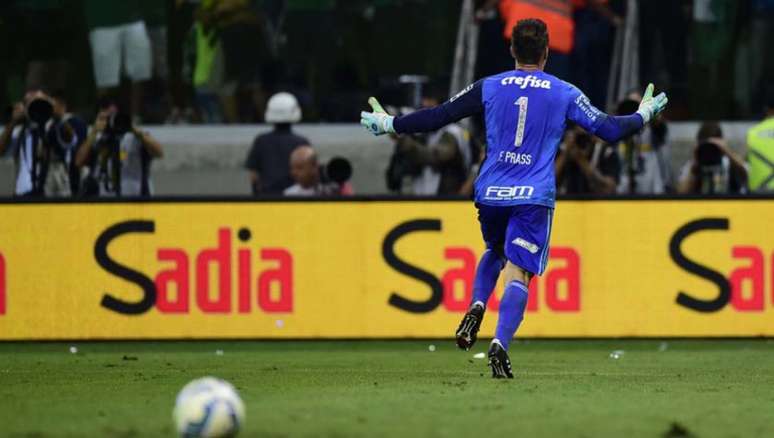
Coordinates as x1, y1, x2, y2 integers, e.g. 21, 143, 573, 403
361, 18, 667, 378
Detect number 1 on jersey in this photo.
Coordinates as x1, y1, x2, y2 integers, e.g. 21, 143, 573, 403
514, 96, 528, 147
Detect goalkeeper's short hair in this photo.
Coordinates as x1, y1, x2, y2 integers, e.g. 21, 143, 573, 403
511, 18, 549, 65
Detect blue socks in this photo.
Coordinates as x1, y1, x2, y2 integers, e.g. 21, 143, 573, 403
471, 250, 506, 307
470, 251, 528, 351
493, 280, 529, 350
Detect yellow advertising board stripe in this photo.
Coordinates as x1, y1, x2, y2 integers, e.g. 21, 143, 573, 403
0, 200, 773, 340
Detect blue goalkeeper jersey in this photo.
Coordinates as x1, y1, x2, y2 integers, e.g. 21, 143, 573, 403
393, 69, 643, 208
475, 70, 606, 207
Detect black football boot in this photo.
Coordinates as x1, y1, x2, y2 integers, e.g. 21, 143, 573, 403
455, 303, 485, 350
487, 342, 514, 379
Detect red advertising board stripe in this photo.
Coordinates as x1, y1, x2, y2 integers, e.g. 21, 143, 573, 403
0, 253, 5, 315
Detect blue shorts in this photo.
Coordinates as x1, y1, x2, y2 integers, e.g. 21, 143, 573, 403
476, 203, 554, 276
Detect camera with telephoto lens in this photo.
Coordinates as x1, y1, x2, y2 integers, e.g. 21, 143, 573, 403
696, 141, 723, 168
25, 97, 54, 129
85, 110, 132, 197
320, 156, 353, 184
106, 112, 132, 137
696, 141, 727, 194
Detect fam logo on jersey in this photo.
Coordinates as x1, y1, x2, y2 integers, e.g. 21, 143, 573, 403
484, 185, 534, 201
501, 75, 551, 90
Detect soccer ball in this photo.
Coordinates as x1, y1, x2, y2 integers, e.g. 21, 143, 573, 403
173, 377, 245, 437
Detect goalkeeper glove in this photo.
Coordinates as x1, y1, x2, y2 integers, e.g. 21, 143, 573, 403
360, 97, 395, 136
636, 83, 668, 124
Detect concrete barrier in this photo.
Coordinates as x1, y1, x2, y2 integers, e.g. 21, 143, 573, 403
0, 122, 757, 196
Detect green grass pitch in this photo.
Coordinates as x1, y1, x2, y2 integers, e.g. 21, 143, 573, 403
1, 340, 773, 437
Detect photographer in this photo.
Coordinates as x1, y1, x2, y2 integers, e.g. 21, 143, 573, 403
555, 124, 620, 195
385, 90, 471, 195
747, 94, 774, 192
0, 90, 78, 197
49, 91, 88, 195
677, 122, 748, 195
75, 101, 163, 197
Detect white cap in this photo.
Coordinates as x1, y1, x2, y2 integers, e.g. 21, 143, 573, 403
265, 92, 302, 123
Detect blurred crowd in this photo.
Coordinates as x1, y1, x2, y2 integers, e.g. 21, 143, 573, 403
0, 0, 772, 198
0, 89, 355, 198
0, 90, 164, 197
1, 0, 772, 124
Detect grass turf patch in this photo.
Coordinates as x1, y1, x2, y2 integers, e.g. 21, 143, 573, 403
0, 340, 773, 437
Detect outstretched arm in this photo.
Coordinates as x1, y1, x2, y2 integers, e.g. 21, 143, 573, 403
360, 81, 484, 136
569, 83, 668, 143
594, 114, 645, 143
